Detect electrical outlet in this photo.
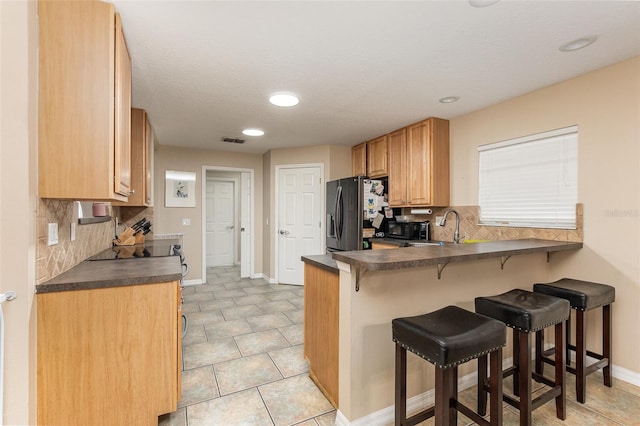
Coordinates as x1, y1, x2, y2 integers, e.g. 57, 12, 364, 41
182, 218, 190, 226
48, 223, 59, 246
70, 222, 76, 241
436, 216, 444, 226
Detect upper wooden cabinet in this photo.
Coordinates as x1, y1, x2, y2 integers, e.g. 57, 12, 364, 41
366, 136, 388, 178
351, 143, 367, 176
383, 118, 450, 207
38, 1, 131, 201
113, 109, 154, 207
387, 128, 408, 205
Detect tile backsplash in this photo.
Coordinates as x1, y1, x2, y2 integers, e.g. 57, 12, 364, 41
36, 199, 155, 284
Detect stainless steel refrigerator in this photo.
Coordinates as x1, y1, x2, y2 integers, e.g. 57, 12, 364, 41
326, 176, 370, 252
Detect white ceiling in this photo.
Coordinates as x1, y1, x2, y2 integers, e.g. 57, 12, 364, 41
112, 0, 640, 154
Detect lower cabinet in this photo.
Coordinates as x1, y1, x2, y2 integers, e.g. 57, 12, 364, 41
37, 281, 181, 425
303, 263, 339, 408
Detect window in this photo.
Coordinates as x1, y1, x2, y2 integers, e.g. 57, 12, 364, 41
478, 126, 578, 229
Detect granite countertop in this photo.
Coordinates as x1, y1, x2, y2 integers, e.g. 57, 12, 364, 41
301, 254, 338, 273
36, 256, 183, 294
332, 239, 583, 272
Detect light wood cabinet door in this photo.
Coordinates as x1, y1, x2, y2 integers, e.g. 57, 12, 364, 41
367, 136, 388, 177
387, 128, 407, 205
352, 143, 367, 176
407, 120, 432, 205
113, 108, 154, 207
304, 264, 339, 408
38, 1, 130, 201
37, 281, 181, 425
114, 13, 132, 197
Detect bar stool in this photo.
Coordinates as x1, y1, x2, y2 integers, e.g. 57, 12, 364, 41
533, 278, 615, 403
392, 305, 506, 426
475, 289, 569, 426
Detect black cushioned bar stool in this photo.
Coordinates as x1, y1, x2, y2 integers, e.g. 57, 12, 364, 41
392, 305, 506, 426
533, 278, 615, 403
475, 289, 570, 426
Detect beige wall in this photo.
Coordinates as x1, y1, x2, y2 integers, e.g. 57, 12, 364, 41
450, 56, 640, 372
262, 145, 352, 279
153, 145, 264, 282
0, 1, 38, 423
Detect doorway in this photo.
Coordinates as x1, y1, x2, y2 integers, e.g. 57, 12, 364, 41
275, 164, 324, 285
201, 166, 254, 280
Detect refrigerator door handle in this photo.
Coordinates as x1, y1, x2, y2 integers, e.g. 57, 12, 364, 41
335, 185, 343, 242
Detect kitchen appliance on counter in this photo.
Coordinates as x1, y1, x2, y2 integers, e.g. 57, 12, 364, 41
326, 176, 389, 252
386, 221, 430, 240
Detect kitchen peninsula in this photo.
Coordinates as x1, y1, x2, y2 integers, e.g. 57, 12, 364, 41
302, 239, 582, 424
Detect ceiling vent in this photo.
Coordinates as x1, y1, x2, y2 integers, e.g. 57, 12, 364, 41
221, 137, 245, 144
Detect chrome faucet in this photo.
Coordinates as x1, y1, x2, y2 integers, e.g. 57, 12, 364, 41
439, 209, 461, 243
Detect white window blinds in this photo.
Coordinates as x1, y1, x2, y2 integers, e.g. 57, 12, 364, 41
478, 126, 578, 229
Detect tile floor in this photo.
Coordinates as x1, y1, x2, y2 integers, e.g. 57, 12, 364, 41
159, 266, 640, 426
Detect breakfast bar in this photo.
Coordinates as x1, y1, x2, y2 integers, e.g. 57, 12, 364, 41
302, 239, 582, 424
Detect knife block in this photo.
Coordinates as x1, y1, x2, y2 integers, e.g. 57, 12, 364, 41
113, 226, 136, 246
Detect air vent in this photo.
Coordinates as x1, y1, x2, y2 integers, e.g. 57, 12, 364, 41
221, 137, 245, 144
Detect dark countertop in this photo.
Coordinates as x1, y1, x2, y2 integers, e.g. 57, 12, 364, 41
301, 254, 339, 273
332, 239, 582, 272
36, 256, 183, 294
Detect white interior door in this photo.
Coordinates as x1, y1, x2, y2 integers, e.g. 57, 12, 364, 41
277, 166, 322, 285
206, 179, 235, 267
240, 172, 251, 278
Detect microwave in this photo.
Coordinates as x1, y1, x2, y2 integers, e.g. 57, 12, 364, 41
386, 221, 430, 240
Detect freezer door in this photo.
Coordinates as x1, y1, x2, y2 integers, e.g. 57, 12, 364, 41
337, 177, 363, 251
326, 179, 339, 250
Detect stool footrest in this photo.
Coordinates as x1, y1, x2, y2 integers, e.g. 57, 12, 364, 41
540, 353, 609, 376
405, 406, 434, 426
453, 400, 492, 426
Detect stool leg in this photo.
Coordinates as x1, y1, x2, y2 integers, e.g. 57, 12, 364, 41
566, 314, 572, 367
535, 329, 544, 376
518, 330, 532, 426
395, 343, 407, 425
489, 348, 503, 426
451, 366, 458, 425
477, 355, 488, 416
435, 366, 455, 426
513, 329, 520, 397
603, 304, 613, 388
576, 309, 586, 403
555, 321, 566, 420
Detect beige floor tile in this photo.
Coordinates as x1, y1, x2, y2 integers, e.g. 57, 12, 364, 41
215, 353, 283, 395
264, 290, 298, 301
234, 294, 269, 306
269, 345, 309, 378
313, 410, 337, 426
181, 301, 200, 313
198, 298, 237, 311
279, 323, 304, 345
259, 374, 334, 426
247, 313, 294, 332
182, 323, 207, 347
235, 329, 291, 356
183, 338, 241, 370
214, 288, 248, 299
284, 309, 304, 324
178, 365, 219, 408
244, 286, 276, 295
185, 309, 225, 327
186, 388, 274, 426
221, 304, 265, 321
204, 319, 253, 340
183, 291, 216, 303
158, 407, 186, 426
259, 300, 298, 313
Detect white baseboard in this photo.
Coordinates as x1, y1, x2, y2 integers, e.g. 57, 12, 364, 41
334, 354, 640, 425
250, 273, 265, 280
182, 278, 204, 286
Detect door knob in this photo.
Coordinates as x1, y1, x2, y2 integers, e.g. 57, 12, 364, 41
279, 230, 290, 235
225, 225, 234, 230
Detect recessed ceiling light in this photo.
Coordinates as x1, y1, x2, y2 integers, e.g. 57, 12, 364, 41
439, 96, 460, 104
242, 129, 264, 136
469, 0, 500, 7
559, 36, 598, 52
269, 93, 299, 107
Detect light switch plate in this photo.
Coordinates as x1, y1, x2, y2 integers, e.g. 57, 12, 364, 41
435, 216, 444, 226
48, 223, 59, 246
182, 218, 190, 226
70, 222, 76, 241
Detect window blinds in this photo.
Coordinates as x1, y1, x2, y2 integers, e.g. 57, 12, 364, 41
478, 126, 578, 229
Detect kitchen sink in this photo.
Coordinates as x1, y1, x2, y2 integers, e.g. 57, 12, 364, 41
404, 241, 445, 247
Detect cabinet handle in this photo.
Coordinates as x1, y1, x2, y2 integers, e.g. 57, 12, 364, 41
129, 189, 136, 195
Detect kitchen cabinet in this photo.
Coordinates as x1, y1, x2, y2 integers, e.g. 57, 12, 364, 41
387, 118, 449, 207
304, 263, 339, 408
366, 135, 388, 178
38, 0, 131, 201
351, 143, 367, 176
37, 280, 181, 425
113, 108, 154, 207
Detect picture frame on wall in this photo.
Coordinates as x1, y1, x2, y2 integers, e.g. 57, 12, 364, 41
165, 170, 196, 207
